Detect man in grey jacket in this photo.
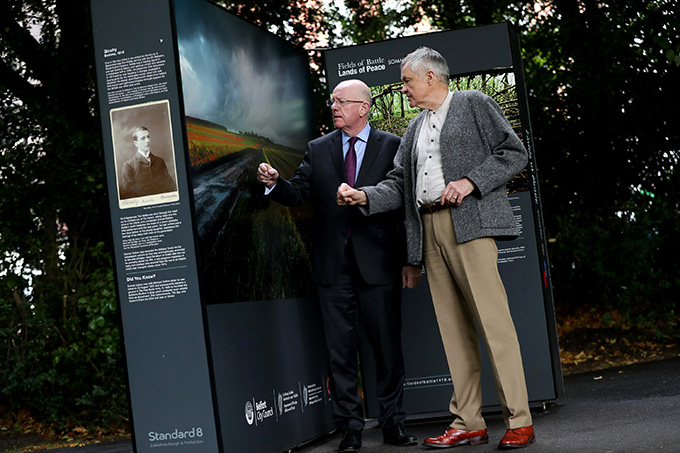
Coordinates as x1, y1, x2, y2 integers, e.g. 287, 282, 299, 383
338, 47, 535, 450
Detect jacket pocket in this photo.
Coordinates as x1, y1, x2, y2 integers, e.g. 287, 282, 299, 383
477, 190, 515, 229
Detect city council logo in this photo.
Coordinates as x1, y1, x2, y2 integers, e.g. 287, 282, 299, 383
245, 401, 254, 425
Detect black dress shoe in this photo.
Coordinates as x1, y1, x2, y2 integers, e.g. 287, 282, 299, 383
383, 423, 418, 446
339, 429, 362, 452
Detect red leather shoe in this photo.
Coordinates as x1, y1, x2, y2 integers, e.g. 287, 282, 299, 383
498, 426, 535, 449
423, 427, 488, 448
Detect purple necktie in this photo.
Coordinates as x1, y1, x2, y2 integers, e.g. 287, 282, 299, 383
344, 136, 359, 241
345, 136, 358, 187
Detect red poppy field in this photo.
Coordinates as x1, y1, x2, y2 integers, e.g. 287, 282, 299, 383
186, 117, 262, 170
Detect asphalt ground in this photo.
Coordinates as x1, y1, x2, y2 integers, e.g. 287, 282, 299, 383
44, 356, 680, 453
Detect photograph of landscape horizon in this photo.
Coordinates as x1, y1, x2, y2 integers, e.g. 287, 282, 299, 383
175, 0, 316, 304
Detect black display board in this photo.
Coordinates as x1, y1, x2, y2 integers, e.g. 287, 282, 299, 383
90, 0, 220, 451
173, 0, 335, 450
324, 23, 563, 417
206, 299, 333, 452
90, 0, 334, 451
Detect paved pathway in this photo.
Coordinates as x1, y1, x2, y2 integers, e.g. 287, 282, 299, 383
45, 356, 680, 452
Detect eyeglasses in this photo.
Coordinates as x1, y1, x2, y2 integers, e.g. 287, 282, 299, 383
326, 98, 365, 107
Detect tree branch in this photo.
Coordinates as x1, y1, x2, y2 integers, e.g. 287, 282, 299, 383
0, 58, 45, 107
0, 4, 53, 85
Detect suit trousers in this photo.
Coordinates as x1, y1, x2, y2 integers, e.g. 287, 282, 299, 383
317, 242, 406, 431
421, 209, 532, 430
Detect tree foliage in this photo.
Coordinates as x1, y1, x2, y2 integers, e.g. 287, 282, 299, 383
325, 0, 421, 44
0, 0, 128, 428
518, 0, 680, 210
514, 0, 680, 319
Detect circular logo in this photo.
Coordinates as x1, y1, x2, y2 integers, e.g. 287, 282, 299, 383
303, 386, 308, 406
278, 393, 283, 415
245, 401, 254, 425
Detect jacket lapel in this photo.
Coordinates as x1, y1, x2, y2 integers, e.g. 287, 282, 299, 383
329, 130, 346, 183
409, 114, 426, 176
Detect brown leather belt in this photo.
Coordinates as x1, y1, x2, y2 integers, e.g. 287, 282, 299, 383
418, 202, 448, 215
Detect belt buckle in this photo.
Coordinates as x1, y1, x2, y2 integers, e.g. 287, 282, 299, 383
420, 202, 440, 214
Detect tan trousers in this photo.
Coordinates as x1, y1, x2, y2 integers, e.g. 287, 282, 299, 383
422, 209, 532, 430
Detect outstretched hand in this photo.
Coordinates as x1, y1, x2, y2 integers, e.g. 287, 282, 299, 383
337, 183, 368, 206
257, 162, 279, 188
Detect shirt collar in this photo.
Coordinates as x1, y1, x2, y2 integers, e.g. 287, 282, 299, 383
137, 150, 151, 160
343, 122, 371, 145
429, 90, 453, 116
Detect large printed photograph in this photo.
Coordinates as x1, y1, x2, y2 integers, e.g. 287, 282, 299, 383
110, 100, 180, 209
366, 69, 529, 193
174, 0, 316, 304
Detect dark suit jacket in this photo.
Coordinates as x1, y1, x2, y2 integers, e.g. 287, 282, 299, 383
269, 127, 403, 286
120, 152, 176, 199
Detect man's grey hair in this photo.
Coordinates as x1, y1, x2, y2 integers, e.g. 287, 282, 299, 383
401, 47, 450, 85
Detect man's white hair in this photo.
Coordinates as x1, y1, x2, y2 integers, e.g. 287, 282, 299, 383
401, 47, 450, 85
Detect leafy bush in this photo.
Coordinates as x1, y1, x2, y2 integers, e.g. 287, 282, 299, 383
0, 244, 128, 430
549, 193, 679, 333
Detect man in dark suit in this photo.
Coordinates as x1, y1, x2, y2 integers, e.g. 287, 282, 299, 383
120, 126, 176, 199
257, 79, 420, 452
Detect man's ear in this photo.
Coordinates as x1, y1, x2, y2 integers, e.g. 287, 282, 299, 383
360, 102, 369, 117
426, 70, 435, 85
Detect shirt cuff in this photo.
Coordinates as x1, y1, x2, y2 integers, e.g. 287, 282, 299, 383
264, 183, 276, 195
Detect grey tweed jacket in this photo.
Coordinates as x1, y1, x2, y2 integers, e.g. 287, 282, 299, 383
361, 90, 528, 266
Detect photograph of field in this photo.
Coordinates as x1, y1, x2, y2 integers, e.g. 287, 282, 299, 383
183, 113, 315, 304
175, 0, 315, 304
367, 70, 529, 193
186, 116, 262, 170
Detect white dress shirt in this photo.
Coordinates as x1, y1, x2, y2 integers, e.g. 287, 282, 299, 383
415, 91, 453, 206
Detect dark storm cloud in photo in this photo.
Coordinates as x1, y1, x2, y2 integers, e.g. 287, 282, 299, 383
174, 0, 314, 150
